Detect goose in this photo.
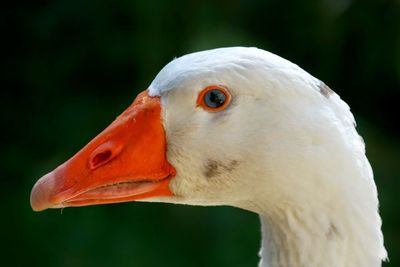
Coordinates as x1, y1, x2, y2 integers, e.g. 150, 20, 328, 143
30, 47, 387, 267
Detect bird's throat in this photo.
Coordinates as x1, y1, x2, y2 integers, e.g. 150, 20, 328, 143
258, 204, 386, 267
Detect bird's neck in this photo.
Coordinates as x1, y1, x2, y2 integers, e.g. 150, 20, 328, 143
258, 211, 345, 267
257, 197, 386, 267
246, 116, 387, 267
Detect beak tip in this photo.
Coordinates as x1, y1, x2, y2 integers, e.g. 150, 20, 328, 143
30, 173, 56, 212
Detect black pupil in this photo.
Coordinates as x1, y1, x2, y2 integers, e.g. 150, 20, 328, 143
204, 89, 226, 108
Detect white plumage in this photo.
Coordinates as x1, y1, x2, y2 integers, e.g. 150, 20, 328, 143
146, 47, 387, 267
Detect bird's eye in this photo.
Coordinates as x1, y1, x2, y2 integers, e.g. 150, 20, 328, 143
197, 86, 231, 112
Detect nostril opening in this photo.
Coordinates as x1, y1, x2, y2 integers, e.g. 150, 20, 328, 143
90, 150, 112, 169
89, 141, 124, 170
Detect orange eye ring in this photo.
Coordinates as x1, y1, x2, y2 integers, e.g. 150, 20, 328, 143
196, 86, 231, 112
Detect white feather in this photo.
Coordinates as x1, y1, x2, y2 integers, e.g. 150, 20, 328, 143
145, 47, 386, 267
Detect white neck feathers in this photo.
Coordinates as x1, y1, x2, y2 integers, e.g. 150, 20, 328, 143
256, 164, 387, 267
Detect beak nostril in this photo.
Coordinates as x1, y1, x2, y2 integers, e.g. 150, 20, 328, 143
90, 150, 112, 170
89, 141, 124, 170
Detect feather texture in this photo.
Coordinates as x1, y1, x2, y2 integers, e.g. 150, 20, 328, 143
144, 47, 386, 267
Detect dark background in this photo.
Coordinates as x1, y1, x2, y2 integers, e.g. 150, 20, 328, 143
2, 0, 399, 266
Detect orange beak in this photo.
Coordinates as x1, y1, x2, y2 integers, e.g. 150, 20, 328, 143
30, 91, 176, 211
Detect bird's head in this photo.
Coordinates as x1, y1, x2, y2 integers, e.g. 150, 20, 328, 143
30, 47, 366, 215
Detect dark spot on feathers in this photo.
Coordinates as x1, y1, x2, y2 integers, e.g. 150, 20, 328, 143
326, 222, 340, 239
318, 81, 334, 98
203, 159, 239, 178
226, 160, 239, 171
204, 160, 220, 178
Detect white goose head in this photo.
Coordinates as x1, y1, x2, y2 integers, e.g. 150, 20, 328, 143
30, 47, 386, 267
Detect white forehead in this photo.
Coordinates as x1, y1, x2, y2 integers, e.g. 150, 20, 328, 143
148, 47, 313, 96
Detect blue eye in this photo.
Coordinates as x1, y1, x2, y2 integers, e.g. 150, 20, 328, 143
204, 89, 226, 108
197, 86, 231, 112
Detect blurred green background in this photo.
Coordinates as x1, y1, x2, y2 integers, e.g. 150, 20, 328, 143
2, 0, 399, 266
